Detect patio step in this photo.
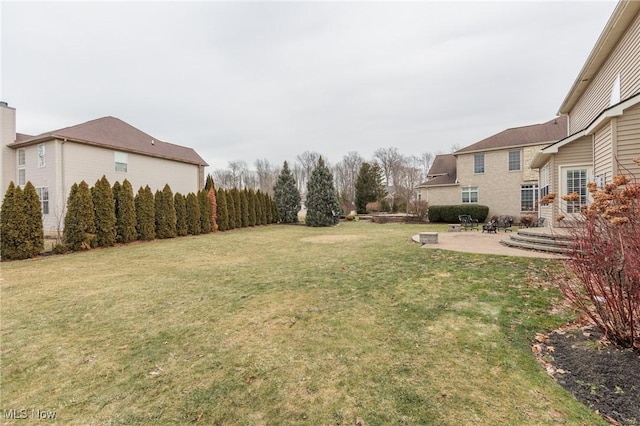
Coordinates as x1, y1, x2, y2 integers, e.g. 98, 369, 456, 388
500, 229, 574, 254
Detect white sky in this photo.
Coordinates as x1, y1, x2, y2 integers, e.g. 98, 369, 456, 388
1, 1, 617, 171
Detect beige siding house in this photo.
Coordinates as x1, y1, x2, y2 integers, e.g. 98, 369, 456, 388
531, 1, 640, 227
0, 103, 208, 233
417, 117, 568, 220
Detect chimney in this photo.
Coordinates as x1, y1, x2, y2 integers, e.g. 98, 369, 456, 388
1, 101, 17, 195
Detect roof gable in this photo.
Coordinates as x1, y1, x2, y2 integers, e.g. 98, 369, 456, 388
11, 116, 208, 166
454, 116, 568, 155
418, 154, 457, 187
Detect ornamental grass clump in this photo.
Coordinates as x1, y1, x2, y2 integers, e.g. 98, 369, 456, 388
557, 169, 640, 350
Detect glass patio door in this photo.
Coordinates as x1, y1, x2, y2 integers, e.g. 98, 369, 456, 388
561, 167, 591, 216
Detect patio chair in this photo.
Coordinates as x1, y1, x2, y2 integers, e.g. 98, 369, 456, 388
458, 215, 479, 231
495, 215, 514, 232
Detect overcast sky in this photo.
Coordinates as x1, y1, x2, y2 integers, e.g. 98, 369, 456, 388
1, 1, 617, 171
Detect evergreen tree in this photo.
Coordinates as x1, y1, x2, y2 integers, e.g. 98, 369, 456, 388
240, 190, 249, 227
255, 190, 265, 225
216, 187, 229, 231
175, 193, 188, 236
205, 174, 215, 191
135, 185, 156, 241
306, 156, 340, 227
198, 189, 212, 233
274, 160, 301, 223
1, 183, 30, 259
208, 188, 218, 232
355, 162, 386, 214
247, 189, 257, 226
186, 192, 201, 235
155, 184, 176, 238
92, 176, 116, 247
226, 190, 237, 229
232, 188, 242, 227
23, 182, 44, 257
116, 179, 137, 243
64, 181, 97, 250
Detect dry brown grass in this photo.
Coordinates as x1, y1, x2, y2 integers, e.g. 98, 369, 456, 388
1, 222, 604, 425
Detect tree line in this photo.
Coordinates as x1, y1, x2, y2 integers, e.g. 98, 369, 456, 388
212, 147, 434, 215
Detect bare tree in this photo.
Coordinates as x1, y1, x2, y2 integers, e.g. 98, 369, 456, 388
420, 152, 434, 180
296, 151, 321, 191
228, 161, 249, 188
254, 158, 278, 195
334, 151, 364, 214
213, 169, 234, 189
373, 147, 402, 186
396, 155, 423, 213
450, 143, 461, 153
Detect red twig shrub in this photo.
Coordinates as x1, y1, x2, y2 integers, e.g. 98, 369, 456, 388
557, 173, 640, 350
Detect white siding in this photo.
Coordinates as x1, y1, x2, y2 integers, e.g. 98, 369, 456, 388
570, 13, 640, 133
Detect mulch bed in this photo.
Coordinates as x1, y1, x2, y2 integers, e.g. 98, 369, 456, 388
533, 325, 640, 425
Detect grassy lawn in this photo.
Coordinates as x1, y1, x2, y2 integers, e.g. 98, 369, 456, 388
1, 222, 603, 425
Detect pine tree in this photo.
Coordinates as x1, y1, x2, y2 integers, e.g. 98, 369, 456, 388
199, 189, 212, 233
92, 176, 116, 247
1, 183, 30, 259
163, 184, 177, 237
175, 193, 188, 236
226, 190, 237, 229
205, 174, 215, 191
135, 185, 156, 241
64, 181, 97, 250
247, 189, 257, 226
116, 179, 137, 243
355, 162, 385, 214
216, 188, 229, 231
186, 192, 201, 235
255, 190, 265, 225
306, 156, 340, 227
274, 161, 301, 223
240, 190, 249, 227
23, 182, 44, 257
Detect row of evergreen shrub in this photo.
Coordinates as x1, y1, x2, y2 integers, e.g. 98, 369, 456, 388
1, 182, 45, 260
427, 205, 489, 223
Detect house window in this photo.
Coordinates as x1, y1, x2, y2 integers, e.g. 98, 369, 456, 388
521, 184, 538, 212
36, 187, 49, 215
565, 168, 589, 214
508, 150, 521, 171
18, 149, 26, 186
115, 151, 128, 172
539, 163, 550, 199
474, 154, 485, 174
38, 144, 46, 168
462, 186, 478, 203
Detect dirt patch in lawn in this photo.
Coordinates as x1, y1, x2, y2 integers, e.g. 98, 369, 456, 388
534, 325, 640, 425
300, 235, 362, 244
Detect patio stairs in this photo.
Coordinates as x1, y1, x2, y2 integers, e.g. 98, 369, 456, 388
500, 228, 574, 255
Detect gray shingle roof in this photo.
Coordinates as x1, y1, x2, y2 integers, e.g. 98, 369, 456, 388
10, 116, 208, 166
454, 116, 568, 154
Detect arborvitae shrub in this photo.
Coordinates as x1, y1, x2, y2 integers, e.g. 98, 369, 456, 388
155, 184, 176, 239
198, 190, 212, 234
135, 185, 156, 241
92, 175, 116, 247
274, 160, 301, 223
226, 190, 237, 229
186, 192, 201, 235
116, 179, 137, 243
22, 182, 44, 257
240, 190, 249, 227
247, 189, 257, 226
1, 183, 30, 260
64, 181, 97, 250
174, 193, 188, 236
232, 189, 241, 227
207, 188, 218, 232
216, 188, 229, 232
306, 156, 340, 227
